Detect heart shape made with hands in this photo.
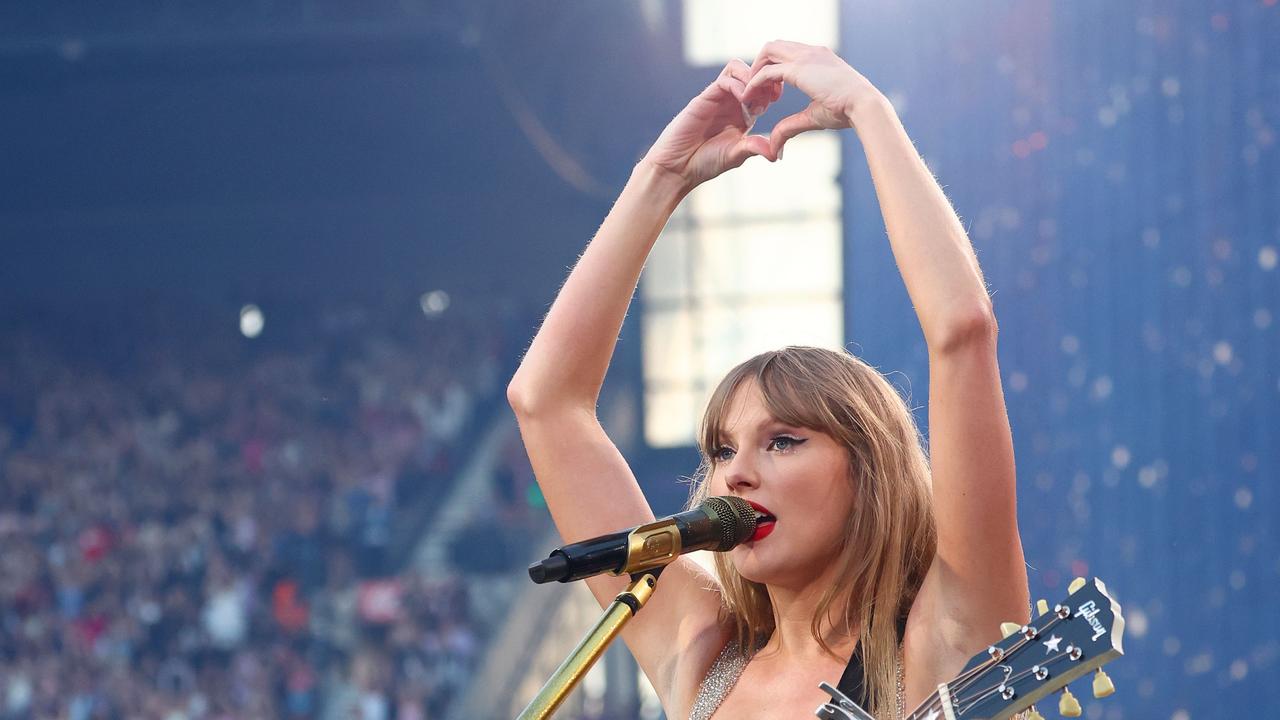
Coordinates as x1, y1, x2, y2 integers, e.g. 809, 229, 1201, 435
738, 80, 781, 135
647, 45, 868, 181
735, 74, 830, 162
734, 42, 876, 162
728, 88, 789, 163
737, 92, 795, 161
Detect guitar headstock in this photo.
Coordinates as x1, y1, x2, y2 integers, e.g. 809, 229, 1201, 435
815, 578, 1125, 720
932, 577, 1125, 720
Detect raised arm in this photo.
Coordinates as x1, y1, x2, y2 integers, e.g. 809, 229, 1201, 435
506, 60, 779, 706
744, 42, 1029, 649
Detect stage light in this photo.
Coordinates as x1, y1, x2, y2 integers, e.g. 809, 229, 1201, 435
1259, 245, 1277, 271
1233, 484, 1254, 507
1126, 607, 1149, 639
240, 304, 264, 338
1213, 341, 1234, 365
1110, 446, 1131, 469
419, 290, 450, 317
1254, 308, 1272, 329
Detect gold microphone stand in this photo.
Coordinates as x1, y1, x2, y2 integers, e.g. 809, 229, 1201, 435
517, 519, 683, 720
515, 572, 658, 720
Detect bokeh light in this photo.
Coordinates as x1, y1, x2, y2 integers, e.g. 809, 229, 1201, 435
239, 304, 264, 338
419, 290, 450, 317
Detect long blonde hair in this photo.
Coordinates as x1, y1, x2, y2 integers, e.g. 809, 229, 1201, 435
687, 346, 937, 717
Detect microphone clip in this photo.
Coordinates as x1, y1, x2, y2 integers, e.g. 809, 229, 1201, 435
619, 520, 683, 576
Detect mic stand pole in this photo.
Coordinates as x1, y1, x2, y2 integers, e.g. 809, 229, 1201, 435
515, 571, 660, 720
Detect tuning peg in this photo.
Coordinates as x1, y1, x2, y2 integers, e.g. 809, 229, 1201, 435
1026, 707, 1045, 720
1058, 688, 1082, 717
1092, 668, 1115, 698
1036, 598, 1049, 616
1001, 621, 1021, 638
1068, 577, 1087, 595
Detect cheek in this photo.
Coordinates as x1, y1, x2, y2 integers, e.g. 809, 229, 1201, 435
794, 465, 856, 526
821, 474, 856, 511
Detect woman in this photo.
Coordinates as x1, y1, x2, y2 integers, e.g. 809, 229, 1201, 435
507, 41, 1029, 719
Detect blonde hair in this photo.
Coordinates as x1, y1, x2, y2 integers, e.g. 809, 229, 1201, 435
687, 346, 937, 717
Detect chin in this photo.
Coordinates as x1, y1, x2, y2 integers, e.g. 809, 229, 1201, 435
728, 541, 828, 589
727, 545, 785, 586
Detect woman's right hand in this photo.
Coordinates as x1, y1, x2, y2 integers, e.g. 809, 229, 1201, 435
639, 59, 781, 191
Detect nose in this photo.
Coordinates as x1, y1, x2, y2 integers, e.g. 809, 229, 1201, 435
721, 454, 760, 493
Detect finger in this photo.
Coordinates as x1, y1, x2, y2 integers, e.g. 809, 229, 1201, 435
770, 109, 822, 157
749, 39, 813, 72
698, 73, 746, 104
723, 60, 763, 119
743, 133, 773, 161
722, 58, 752, 84
742, 63, 790, 104
717, 74, 747, 102
696, 75, 754, 129
725, 133, 775, 168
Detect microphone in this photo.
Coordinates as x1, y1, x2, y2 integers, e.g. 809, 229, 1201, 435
528, 496, 758, 584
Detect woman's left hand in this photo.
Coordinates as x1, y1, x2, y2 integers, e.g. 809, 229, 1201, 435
741, 41, 885, 158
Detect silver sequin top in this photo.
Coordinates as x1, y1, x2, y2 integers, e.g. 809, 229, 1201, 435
688, 641, 752, 720
687, 641, 906, 720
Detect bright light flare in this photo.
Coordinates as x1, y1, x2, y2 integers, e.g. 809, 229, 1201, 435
239, 304, 264, 338
419, 290, 450, 317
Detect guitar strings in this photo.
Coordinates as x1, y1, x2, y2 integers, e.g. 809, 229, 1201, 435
953, 649, 1076, 716
948, 613, 1068, 695
902, 611, 1071, 719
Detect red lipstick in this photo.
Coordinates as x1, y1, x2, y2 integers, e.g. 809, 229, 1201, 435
745, 500, 776, 542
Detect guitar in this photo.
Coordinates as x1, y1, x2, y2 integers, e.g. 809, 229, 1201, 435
815, 577, 1125, 720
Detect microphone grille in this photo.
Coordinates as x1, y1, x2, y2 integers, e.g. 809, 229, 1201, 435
703, 496, 758, 550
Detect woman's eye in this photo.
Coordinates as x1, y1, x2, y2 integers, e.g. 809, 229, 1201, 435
768, 435, 805, 452
712, 446, 735, 462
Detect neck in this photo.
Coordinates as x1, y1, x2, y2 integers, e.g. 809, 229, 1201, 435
759, 568, 857, 661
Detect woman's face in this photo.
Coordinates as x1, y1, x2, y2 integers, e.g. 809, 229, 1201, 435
706, 380, 856, 590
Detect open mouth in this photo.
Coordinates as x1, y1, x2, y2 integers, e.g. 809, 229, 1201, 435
745, 500, 776, 542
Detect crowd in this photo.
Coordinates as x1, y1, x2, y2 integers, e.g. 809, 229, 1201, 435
0, 298, 508, 719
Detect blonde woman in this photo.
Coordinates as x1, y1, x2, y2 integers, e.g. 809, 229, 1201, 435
506, 41, 1029, 719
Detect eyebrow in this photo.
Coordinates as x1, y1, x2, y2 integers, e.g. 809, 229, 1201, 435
715, 419, 804, 443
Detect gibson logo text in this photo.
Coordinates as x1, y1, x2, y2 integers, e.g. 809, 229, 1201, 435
1075, 600, 1108, 642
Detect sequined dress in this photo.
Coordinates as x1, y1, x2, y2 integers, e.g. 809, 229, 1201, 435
687, 641, 753, 720
687, 641, 905, 720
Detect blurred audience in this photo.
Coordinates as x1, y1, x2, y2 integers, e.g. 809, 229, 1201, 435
0, 298, 507, 719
